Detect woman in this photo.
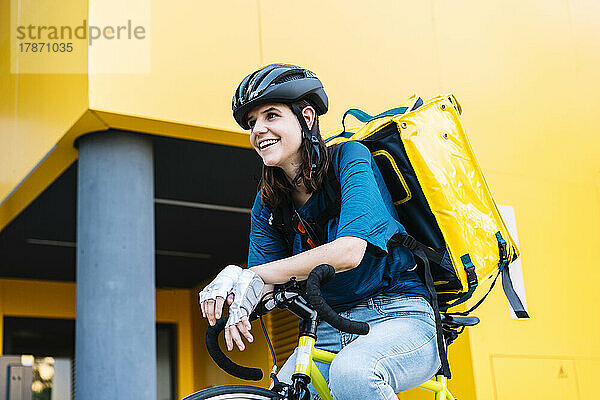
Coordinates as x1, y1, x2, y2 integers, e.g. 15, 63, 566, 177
199, 63, 440, 400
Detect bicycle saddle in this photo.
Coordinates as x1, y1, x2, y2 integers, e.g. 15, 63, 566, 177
440, 314, 480, 328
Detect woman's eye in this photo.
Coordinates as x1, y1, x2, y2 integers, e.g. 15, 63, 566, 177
267, 112, 278, 120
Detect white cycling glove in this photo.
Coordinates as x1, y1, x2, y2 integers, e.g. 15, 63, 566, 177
198, 265, 243, 304
226, 269, 265, 328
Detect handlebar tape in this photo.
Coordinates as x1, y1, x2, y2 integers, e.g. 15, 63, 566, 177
305, 264, 370, 335
205, 316, 264, 381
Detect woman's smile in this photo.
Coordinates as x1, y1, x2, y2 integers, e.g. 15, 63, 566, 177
258, 138, 280, 150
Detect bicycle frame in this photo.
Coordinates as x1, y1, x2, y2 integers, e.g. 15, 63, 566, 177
290, 333, 456, 400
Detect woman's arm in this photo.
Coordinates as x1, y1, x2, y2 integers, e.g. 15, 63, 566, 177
250, 235, 367, 284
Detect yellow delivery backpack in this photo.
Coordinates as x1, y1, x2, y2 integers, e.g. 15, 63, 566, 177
325, 94, 528, 319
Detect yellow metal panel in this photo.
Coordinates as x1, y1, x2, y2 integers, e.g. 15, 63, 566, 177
9, 0, 88, 74
431, 0, 599, 184
92, 110, 251, 149
0, 110, 107, 232
491, 356, 580, 399
0, 0, 89, 190
0, 279, 76, 319
87, 0, 262, 135
466, 172, 600, 399
575, 358, 600, 399
0, 0, 91, 228
259, 0, 443, 135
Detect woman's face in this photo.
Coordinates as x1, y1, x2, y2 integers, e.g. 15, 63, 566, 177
246, 103, 305, 171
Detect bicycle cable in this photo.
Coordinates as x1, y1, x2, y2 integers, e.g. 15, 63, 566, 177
260, 315, 277, 369
257, 290, 278, 370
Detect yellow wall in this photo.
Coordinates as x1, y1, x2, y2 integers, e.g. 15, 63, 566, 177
2, 0, 600, 398
0, 0, 91, 225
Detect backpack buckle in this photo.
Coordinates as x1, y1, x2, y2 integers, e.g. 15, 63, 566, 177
495, 231, 509, 268
396, 234, 417, 251
405, 236, 417, 250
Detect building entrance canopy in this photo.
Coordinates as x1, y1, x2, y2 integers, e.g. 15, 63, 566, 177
0, 133, 262, 288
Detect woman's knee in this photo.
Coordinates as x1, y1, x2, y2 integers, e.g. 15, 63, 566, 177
328, 350, 385, 398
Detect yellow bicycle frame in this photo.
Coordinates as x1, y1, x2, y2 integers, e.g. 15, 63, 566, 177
292, 335, 456, 400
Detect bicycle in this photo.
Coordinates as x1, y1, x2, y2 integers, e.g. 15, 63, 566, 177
183, 264, 479, 400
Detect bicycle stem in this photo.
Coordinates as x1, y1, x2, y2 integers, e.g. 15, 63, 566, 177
283, 295, 319, 338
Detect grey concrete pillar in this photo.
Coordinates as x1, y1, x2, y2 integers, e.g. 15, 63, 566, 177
75, 132, 156, 400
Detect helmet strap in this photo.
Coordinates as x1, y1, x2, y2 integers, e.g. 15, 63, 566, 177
290, 103, 320, 177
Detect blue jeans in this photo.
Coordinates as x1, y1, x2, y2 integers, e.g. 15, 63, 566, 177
276, 293, 441, 400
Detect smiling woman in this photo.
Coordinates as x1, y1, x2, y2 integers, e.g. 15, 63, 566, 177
232, 64, 330, 212
197, 63, 440, 399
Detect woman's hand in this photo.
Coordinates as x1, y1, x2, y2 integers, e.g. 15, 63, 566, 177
199, 265, 243, 326
224, 269, 265, 351
225, 315, 254, 351
205, 293, 254, 351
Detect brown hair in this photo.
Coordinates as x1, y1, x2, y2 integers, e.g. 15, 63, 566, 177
259, 99, 331, 210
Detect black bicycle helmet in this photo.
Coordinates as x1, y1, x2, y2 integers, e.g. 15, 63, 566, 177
232, 63, 329, 174
232, 63, 328, 130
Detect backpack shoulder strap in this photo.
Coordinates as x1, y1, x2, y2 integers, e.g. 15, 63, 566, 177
270, 199, 295, 254
316, 145, 342, 227
389, 232, 451, 378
